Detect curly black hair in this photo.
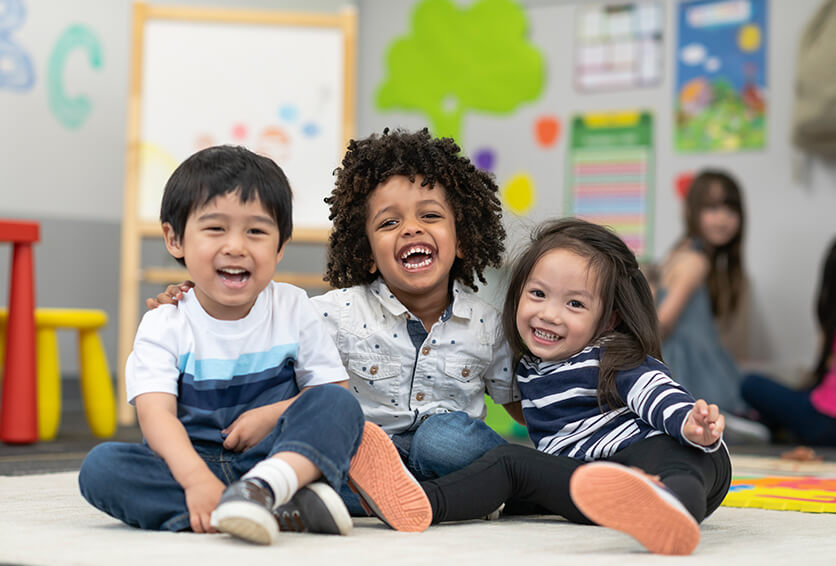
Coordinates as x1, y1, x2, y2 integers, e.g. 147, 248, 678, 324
324, 128, 506, 291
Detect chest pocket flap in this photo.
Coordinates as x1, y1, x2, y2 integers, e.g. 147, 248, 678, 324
348, 355, 401, 381
443, 357, 488, 383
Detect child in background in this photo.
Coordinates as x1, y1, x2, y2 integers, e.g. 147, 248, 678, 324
655, 169, 766, 440
419, 218, 731, 556
742, 238, 836, 445
80, 146, 430, 545
150, 128, 521, 516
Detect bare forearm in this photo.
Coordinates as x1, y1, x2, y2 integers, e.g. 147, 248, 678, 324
137, 396, 214, 489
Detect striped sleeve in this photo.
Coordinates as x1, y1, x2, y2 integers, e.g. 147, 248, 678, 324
617, 357, 695, 444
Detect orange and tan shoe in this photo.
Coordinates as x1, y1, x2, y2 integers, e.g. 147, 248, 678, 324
569, 461, 700, 556
347, 421, 432, 532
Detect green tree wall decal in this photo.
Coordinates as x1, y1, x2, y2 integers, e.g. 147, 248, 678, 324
376, 0, 544, 143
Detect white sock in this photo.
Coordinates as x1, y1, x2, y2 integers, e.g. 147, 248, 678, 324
242, 457, 299, 509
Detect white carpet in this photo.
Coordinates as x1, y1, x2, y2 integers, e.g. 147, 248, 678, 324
2, 471, 836, 565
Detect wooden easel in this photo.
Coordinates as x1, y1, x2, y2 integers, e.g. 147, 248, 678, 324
118, 3, 356, 425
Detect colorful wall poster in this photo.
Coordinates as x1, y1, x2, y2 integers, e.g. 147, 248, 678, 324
574, 1, 663, 92
566, 111, 654, 259
675, 0, 767, 152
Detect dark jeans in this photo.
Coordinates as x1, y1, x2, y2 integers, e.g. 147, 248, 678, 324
421, 435, 732, 526
78, 384, 364, 531
741, 374, 836, 445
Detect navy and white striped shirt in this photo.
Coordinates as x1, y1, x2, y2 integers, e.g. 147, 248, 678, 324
518, 344, 721, 461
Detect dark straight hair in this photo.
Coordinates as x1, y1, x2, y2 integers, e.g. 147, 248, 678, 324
684, 169, 745, 318
502, 217, 662, 409
814, 238, 836, 383
160, 145, 293, 265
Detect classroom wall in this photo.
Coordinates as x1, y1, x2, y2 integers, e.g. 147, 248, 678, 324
355, 0, 836, 382
2, 0, 835, 386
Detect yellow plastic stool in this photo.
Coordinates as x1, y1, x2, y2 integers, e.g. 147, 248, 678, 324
0, 307, 116, 440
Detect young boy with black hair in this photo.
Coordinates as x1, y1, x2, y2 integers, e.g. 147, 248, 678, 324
79, 145, 430, 545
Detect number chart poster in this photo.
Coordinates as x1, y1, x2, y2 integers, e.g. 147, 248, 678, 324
566, 111, 654, 259
675, 0, 767, 152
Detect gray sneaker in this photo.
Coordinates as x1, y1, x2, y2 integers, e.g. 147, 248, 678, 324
211, 478, 278, 545
274, 482, 352, 535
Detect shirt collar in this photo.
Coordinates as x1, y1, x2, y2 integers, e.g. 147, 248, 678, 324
368, 277, 473, 322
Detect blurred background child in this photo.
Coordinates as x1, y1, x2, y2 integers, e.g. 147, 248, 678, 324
741, 238, 836, 445
654, 169, 767, 442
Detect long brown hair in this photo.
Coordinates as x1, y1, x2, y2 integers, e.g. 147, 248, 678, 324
684, 169, 746, 318
502, 218, 662, 409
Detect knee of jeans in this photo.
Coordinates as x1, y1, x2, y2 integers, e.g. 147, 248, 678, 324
78, 443, 115, 497
413, 412, 504, 456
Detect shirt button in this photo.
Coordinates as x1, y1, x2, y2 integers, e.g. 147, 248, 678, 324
416, 392, 425, 401
421, 346, 430, 355
369, 365, 378, 375
461, 368, 470, 377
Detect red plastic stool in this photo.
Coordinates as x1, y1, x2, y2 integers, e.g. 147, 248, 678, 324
0, 219, 39, 444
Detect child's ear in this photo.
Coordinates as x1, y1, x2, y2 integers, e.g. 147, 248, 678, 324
162, 223, 184, 259
368, 260, 377, 274
276, 241, 287, 264
456, 241, 464, 259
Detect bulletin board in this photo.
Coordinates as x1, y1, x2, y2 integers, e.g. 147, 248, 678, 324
118, 2, 356, 423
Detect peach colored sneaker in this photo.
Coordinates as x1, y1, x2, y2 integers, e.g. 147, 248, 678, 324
347, 421, 432, 532
569, 462, 700, 555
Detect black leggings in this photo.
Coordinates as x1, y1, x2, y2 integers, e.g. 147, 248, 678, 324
421, 435, 732, 525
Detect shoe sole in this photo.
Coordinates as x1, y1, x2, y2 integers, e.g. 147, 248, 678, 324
347, 421, 432, 532
210, 501, 279, 545
569, 462, 700, 555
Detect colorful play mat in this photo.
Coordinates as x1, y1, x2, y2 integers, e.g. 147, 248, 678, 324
723, 476, 836, 513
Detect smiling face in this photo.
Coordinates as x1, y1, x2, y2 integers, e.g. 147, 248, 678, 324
163, 191, 284, 320
364, 175, 461, 308
515, 248, 605, 362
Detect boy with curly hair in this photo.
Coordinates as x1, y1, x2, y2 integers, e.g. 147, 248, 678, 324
312, 128, 522, 512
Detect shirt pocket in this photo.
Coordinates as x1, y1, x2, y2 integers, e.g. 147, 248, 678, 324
347, 354, 401, 405
443, 356, 488, 396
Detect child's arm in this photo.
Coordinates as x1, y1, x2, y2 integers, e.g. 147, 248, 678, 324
135, 392, 225, 533
502, 401, 526, 425
682, 399, 725, 446
656, 249, 709, 338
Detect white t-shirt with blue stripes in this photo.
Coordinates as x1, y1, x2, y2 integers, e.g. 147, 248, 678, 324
126, 282, 348, 443
518, 344, 722, 461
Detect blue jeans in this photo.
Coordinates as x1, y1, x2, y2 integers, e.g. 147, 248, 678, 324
340, 411, 506, 515
741, 374, 836, 445
78, 384, 364, 531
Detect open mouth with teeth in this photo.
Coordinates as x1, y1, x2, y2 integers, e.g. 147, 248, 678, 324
399, 245, 435, 271
217, 267, 251, 287
532, 328, 560, 344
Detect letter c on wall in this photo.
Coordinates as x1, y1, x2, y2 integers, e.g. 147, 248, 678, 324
47, 24, 103, 130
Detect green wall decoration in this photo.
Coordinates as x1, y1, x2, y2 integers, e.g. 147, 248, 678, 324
376, 0, 544, 143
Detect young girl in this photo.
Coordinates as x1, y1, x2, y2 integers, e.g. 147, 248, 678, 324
655, 170, 765, 438
419, 218, 732, 556
741, 238, 836, 445
150, 128, 522, 514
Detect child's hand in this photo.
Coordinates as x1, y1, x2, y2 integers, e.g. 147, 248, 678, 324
182, 472, 225, 533
683, 399, 725, 446
145, 281, 194, 310
222, 403, 287, 452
